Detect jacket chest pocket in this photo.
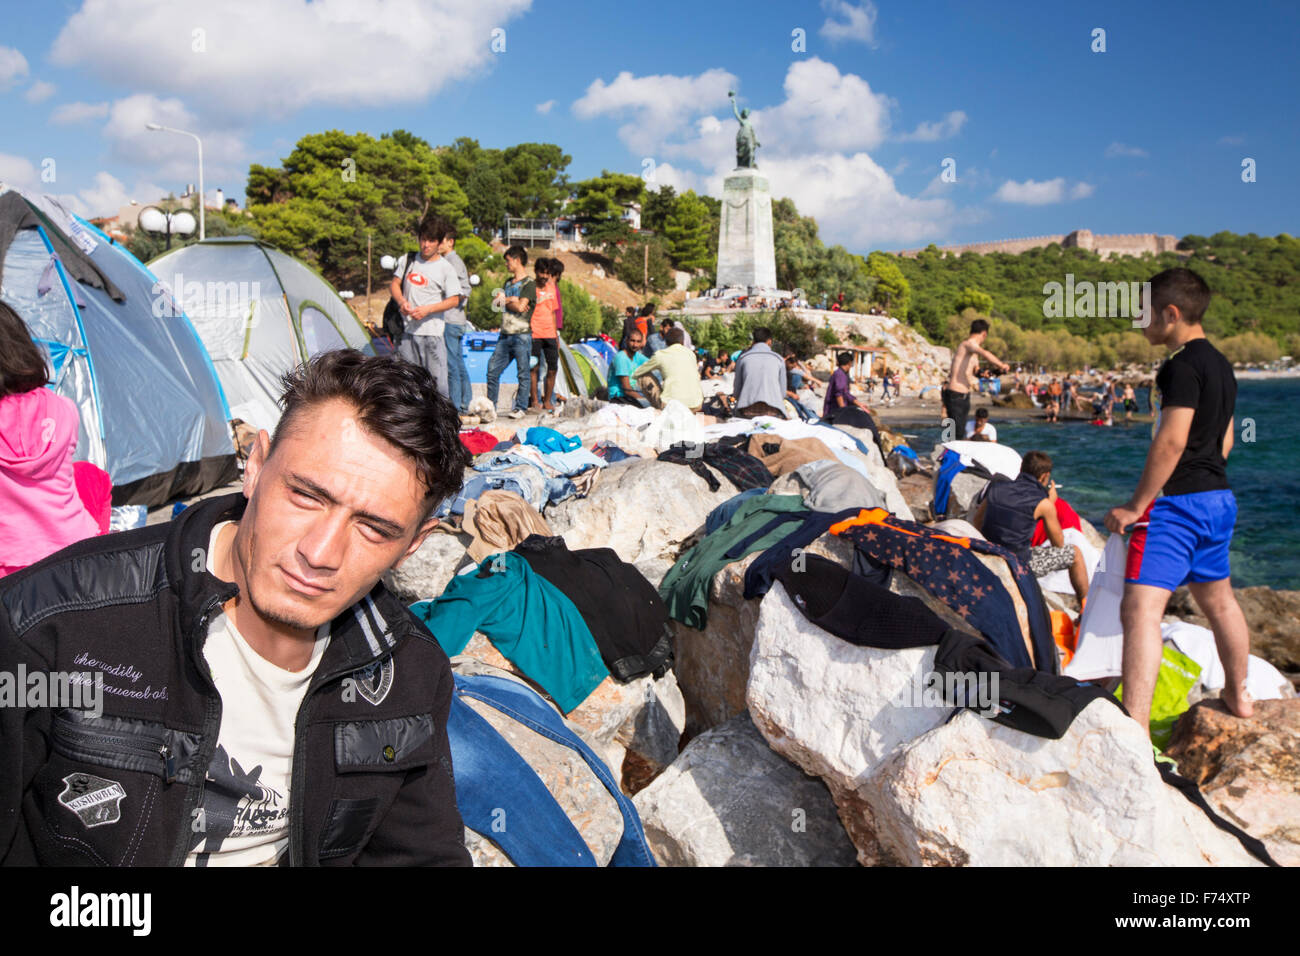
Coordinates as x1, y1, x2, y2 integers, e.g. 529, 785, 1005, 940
319, 714, 435, 859
50, 709, 202, 784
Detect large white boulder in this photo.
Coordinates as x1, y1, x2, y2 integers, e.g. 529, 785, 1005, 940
632, 713, 858, 867
860, 703, 1264, 867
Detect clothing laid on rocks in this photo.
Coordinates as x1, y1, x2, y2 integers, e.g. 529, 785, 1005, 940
447, 671, 655, 866
459, 429, 500, 455
522, 426, 582, 454
659, 495, 808, 628
1028, 545, 1076, 577
789, 460, 886, 514
745, 433, 837, 477
773, 552, 951, 648
705, 488, 770, 535
831, 508, 1055, 672
741, 507, 884, 600
462, 490, 554, 564
0, 386, 101, 576
656, 441, 773, 493
410, 553, 608, 713
933, 628, 1115, 738
514, 535, 674, 682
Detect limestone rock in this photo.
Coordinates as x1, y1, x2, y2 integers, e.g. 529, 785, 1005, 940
860, 702, 1263, 867
632, 713, 858, 867
383, 530, 472, 602
451, 658, 625, 866
1169, 586, 1300, 688
745, 584, 953, 858
546, 458, 738, 571
1166, 699, 1300, 867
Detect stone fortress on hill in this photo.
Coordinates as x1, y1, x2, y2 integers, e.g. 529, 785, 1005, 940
895, 229, 1179, 259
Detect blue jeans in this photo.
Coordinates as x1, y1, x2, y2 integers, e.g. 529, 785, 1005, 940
487, 332, 532, 412
444, 323, 471, 412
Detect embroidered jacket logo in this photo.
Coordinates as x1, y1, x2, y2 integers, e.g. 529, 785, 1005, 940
352, 657, 394, 706
58, 773, 127, 828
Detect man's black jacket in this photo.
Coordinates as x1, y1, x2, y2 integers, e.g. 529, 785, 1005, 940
0, 492, 471, 866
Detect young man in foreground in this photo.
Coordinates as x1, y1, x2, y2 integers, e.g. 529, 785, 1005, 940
1104, 268, 1252, 733
1, 352, 473, 866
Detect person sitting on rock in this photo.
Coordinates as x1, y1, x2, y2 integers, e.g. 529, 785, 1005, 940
633, 327, 703, 412
733, 326, 788, 419
606, 327, 651, 407
973, 450, 1090, 603
822, 350, 881, 446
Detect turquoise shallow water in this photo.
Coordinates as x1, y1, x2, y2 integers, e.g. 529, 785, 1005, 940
902, 379, 1300, 590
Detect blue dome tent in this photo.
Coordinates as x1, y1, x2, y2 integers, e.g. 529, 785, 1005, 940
0, 187, 237, 506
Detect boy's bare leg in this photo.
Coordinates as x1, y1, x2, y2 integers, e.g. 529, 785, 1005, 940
1188, 578, 1255, 718
1120, 582, 1172, 732
529, 368, 540, 408
1069, 547, 1090, 605
543, 369, 557, 409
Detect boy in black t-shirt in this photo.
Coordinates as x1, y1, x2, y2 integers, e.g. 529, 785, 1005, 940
1105, 269, 1252, 734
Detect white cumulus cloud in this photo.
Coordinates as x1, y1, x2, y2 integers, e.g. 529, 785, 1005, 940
535, 99, 555, 114
1069, 181, 1095, 199
819, 0, 879, 46
994, 177, 1066, 205
0, 155, 165, 220
572, 68, 737, 156
897, 110, 967, 142
1104, 142, 1148, 158
25, 80, 56, 103
101, 93, 248, 186
0, 46, 28, 89
51, 101, 110, 125
50, 0, 533, 118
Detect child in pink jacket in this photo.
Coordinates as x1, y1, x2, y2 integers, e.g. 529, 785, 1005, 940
0, 301, 104, 577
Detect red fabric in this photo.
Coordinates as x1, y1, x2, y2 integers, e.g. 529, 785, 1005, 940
458, 429, 500, 455
1124, 499, 1157, 581
1031, 496, 1083, 547
73, 461, 112, 534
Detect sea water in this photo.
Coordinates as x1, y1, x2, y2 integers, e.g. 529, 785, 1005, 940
904, 379, 1300, 590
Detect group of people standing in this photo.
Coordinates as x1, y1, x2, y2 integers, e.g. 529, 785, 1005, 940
388, 227, 569, 423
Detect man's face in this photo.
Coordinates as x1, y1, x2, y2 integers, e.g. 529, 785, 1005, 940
437, 236, 455, 256
504, 254, 522, 271
1140, 296, 1178, 346
419, 236, 439, 258
628, 330, 645, 352
236, 399, 437, 633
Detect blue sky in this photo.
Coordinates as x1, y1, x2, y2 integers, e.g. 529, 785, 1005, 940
1, 0, 1295, 254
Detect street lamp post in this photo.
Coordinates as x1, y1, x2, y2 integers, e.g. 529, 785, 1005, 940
138, 206, 196, 250
144, 123, 205, 240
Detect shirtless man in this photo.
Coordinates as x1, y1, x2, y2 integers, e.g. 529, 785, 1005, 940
943, 318, 1008, 440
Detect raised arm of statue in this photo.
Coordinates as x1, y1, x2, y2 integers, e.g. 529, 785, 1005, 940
729, 91, 743, 123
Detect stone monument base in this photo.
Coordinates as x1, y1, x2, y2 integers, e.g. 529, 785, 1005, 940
715, 167, 777, 291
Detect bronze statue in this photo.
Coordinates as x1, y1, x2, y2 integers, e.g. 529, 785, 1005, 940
729, 90, 759, 168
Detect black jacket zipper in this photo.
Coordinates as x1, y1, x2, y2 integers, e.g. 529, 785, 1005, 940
167, 594, 226, 867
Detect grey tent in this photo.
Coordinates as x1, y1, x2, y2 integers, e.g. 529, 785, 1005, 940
150, 237, 376, 435
0, 186, 237, 505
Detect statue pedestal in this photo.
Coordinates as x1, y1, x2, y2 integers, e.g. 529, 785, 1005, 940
715, 167, 777, 290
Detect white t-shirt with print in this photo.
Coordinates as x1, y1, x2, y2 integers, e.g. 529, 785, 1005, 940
395, 253, 461, 337
185, 521, 331, 867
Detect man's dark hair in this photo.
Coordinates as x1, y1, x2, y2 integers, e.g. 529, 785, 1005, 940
639, 302, 657, 318
549, 257, 564, 278
418, 216, 453, 243
273, 351, 469, 516
0, 300, 49, 398
534, 256, 552, 277
660, 317, 674, 331
837, 350, 853, 367
752, 326, 772, 344
666, 327, 685, 347
975, 407, 989, 421
504, 245, 527, 265
970, 318, 990, 336
1148, 267, 1211, 325
625, 306, 636, 317
1022, 450, 1053, 480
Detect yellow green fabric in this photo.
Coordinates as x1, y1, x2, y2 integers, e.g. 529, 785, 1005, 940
1117, 645, 1202, 749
